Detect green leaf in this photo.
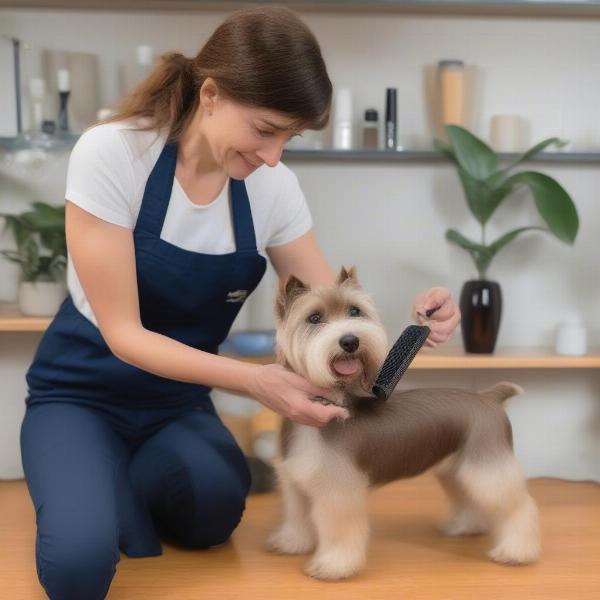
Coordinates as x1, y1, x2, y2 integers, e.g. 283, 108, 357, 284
446, 229, 493, 279
1, 203, 66, 281
488, 226, 548, 255
456, 166, 516, 225
1, 214, 32, 249
498, 137, 567, 176
49, 255, 67, 279
445, 125, 498, 180
39, 230, 67, 256
456, 166, 490, 224
483, 178, 516, 224
445, 229, 482, 252
0, 249, 26, 265
504, 171, 579, 243
24, 202, 65, 230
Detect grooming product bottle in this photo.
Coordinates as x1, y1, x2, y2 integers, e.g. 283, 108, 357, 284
385, 88, 397, 150
438, 59, 465, 127
333, 88, 353, 150
490, 114, 525, 152
28, 78, 46, 132
57, 68, 70, 134
362, 108, 379, 149
136, 45, 154, 82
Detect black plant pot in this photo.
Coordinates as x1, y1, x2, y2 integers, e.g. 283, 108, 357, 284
459, 280, 502, 353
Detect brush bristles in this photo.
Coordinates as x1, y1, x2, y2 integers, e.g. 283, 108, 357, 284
372, 325, 430, 400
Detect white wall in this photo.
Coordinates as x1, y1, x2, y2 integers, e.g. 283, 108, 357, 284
1, 7, 599, 481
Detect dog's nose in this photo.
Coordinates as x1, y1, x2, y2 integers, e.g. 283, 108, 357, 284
339, 334, 360, 353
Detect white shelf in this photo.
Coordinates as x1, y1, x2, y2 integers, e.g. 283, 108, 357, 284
3, 137, 600, 165
4, 0, 600, 19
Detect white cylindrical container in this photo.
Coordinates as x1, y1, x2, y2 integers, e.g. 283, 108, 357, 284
136, 45, 154, 67
57, 68, 70, 92
28, 78, 46, 131
333, 88, 353, 150
555, 318, 588, 356
490, 114, 525, 152
136, 45, 155, 81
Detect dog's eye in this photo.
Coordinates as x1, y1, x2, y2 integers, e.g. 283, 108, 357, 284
308, 312, 322, 324
349, 306, 361, 317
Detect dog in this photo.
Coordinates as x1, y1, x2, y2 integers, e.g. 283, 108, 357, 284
263, 266, 540, 581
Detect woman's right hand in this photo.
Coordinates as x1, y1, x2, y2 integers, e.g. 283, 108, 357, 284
247, 363, 350, 427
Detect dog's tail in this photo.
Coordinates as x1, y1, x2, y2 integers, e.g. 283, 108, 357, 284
478, 381, 524, 403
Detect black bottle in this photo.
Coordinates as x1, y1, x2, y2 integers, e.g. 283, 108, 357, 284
385, 88, 397, 150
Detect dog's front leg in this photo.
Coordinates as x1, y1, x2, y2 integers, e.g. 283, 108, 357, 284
264, 464, 317, 555
304, 480, 370, 581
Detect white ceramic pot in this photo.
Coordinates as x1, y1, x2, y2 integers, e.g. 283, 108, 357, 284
18, 280, 67, 317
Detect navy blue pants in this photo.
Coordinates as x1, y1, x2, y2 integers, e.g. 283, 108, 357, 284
20, 400, 251, 600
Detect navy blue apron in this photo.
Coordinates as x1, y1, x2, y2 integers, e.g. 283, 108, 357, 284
22, 142, 267, 561
26, 142, 267, 411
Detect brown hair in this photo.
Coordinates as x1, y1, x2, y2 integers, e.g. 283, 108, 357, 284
105, 6, 332, 142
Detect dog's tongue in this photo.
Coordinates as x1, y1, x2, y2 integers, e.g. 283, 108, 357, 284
333, 358, 361, 376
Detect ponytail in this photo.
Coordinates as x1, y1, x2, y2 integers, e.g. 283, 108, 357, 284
105, 51, 199, 142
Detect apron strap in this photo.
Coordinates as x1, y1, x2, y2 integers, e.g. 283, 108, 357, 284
230, 178, 259, 254
135, 143, 258, 256
134, 142, 178, 237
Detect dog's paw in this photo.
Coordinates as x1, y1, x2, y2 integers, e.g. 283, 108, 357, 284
488, 537, 540, 565
303, 549, 364, 581
440, 509, 488, 537
263, 524, 316, 555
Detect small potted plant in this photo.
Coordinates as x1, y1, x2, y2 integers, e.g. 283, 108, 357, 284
1, 202, 67, 316
435, 125, 579, 353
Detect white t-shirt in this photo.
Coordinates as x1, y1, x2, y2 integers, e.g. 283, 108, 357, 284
65, 120, 313, 326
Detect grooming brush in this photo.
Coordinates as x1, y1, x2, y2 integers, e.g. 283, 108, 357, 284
371, 305, 441, 401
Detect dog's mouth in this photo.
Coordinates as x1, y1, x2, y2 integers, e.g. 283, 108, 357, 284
331, 355, 363, 377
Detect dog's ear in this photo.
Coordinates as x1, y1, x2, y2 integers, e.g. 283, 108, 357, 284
336, 265, 359, 286
275, 275, 309, 321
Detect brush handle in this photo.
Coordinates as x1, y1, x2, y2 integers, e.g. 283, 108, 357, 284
372, 325, 430, 400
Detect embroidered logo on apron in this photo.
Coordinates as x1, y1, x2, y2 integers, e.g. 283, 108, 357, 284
226, 290, 248, 303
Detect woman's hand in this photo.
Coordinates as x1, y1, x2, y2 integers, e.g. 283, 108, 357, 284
411, 287, 461, 348
247, 364, 350, 427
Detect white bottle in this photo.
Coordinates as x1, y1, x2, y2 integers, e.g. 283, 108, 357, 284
333, 88, 353, 150
57, 68, 70, 93
28, 78, 46, 132
136, 45, 155, 82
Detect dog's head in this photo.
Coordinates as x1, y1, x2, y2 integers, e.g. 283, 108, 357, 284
274, 266, 389, 396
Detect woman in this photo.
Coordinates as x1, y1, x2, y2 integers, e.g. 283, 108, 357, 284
20, 6, 460, 600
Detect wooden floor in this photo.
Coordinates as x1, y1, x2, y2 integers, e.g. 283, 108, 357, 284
2, 474, 600, 600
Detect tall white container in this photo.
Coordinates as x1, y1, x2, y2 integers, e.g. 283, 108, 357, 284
333, 87, 353, 150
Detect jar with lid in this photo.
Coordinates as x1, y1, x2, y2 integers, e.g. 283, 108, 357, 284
362, 108, 379, 149
438, 59, 466, 130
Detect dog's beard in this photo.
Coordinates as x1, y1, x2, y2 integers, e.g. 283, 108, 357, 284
278, 317, 388, 395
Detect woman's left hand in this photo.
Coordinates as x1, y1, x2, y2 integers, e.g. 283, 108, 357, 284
411, 287, 461, 348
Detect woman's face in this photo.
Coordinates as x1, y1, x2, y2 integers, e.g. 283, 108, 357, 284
200, 80, 305, 179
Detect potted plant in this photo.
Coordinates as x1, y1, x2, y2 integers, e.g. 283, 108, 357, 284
1, 202, 67, 316
435, 125, 579, 353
